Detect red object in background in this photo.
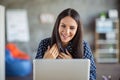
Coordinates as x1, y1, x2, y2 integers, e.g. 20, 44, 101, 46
6, 43, 30, 60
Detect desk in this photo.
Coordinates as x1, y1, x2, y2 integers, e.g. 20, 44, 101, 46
96, 63, 120, 80
6, 63, 120, 80
6, 73, 33, 80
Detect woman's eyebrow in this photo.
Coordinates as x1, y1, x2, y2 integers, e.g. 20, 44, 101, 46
60, 23, 65, 25
70, 25, 75, 27
60, 22, 76, 27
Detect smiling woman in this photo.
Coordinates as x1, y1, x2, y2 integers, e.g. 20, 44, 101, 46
35, 8, 96, 80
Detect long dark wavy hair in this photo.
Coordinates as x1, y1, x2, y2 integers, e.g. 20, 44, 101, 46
51, 8, 83, 58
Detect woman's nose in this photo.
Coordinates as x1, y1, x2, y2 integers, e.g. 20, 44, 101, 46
65, 28, 70, 34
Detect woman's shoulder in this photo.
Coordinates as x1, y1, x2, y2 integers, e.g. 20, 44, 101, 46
83, 40, 89, 47
39, 37, 51, 46
83, 40, 93, 58
83, 40, 92, 50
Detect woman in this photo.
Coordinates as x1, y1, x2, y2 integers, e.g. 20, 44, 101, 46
35, 8, 96, 80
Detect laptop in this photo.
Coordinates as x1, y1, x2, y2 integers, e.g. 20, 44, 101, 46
33, 59, 90, 80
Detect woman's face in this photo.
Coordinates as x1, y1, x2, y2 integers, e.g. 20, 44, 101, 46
58, 16, 78, 46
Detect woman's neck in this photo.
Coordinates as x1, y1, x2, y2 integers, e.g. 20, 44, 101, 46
62, 42, 68, 48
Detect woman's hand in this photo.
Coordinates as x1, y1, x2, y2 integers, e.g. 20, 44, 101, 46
43, 44, 59, 59
58, 50, 72, 59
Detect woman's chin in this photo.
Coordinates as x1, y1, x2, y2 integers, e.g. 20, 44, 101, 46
61, 40, 69, 44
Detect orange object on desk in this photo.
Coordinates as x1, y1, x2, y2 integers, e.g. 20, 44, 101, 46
6, 43, 30, 60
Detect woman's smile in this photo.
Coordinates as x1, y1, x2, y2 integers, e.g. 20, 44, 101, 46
61, 33, 70, 40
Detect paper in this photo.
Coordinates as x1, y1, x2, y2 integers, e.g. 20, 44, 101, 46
6, 9, 30, 42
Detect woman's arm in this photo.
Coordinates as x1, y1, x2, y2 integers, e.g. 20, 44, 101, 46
83, 41, 96, 80
35, 40, 46, 59
35, 38, 51, 59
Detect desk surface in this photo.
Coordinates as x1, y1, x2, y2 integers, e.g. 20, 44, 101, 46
6, 63, 120, 80
96, 63, 120, 80
6, 73, 33, 80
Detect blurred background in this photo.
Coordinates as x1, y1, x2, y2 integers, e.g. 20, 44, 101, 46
0, 0, 120, 80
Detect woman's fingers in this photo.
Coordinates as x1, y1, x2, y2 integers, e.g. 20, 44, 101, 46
44, 44, 73, 59
49, 44, 57, 54
52, 48, 59, 57
48, 44, 59, 58
66, 49, 72, 57
58, 53, 67, 59
43, 44, 58, 59
51, 44, 59, 55
58, 53, 64, 59
52, 45, 58, 54
58, 51, 72, 59
47, 46, 50, 51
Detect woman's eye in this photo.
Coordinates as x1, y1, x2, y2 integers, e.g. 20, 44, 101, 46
70, 26, 75, 29
61, 25, 66, 28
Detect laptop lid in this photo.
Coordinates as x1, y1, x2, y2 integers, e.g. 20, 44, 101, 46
33, 59, 90, 80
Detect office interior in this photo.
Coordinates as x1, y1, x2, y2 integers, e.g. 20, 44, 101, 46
0, 0, 120, 80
